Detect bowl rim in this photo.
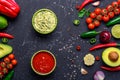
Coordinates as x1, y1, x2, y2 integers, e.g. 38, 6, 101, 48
32, 8, 58, 34
31, 50, 56, 75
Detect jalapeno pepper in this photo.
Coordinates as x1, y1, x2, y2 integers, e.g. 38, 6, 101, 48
80, 30, 100, 38
89, 38, 96, 44
106, 16, 120, 26
3, 70, 14, 80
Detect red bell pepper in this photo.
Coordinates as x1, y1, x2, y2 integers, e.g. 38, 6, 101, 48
0, 0, 20, 18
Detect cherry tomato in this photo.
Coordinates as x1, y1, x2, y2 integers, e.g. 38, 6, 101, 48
88, 23, 95, 30
96, 14, 102, 21
86, 17, 93, 24
0, 66, 2, 72
101, 9, 108, 15
94, 8, 101, 15
103, 15, 110, 22
93, 20, 100, 27
2, 68, 8, 74
8, 54, 15, 60
0, 72, 4, 79
90, 12, 96, 18
0, 62, 6, 68
106, 5, 113, 12
11, 59, 17, 66
118, 0, 120, 4
4, 57, 10, 64
112, 1, 119, 8
7, 63, 13, 70
114, 8, 120, 15
108, 12, 115, 18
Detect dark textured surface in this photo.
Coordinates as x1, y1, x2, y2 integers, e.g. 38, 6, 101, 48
5, 0, 120, 80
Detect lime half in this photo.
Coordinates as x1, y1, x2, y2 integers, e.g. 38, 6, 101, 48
32, 9, 57, 34
111, 24, 120, 39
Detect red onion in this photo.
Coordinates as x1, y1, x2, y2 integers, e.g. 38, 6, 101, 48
94, 71, 105, 80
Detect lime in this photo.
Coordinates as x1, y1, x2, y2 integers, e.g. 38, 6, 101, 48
0, 16, 8, 29
32, 9, 57, 34
111, 24, 120, 39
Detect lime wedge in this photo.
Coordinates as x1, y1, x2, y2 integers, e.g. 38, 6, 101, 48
32, 9, 57, 34
111, 24, 120, 39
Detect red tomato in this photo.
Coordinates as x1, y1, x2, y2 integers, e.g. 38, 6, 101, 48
101, 9, 108, 15
7, 64, 13, 70
106, 5, 113, 12
0, 62, 6, 68
112, 1, 119, 8
86, 17, 93, 24
88, 23, 95, 30
90, 12, 96, 18
0, 72, 4, 79
94, 8, 101, 15
11, 59, 17, 66
8, 54, 15, 60
103, 15, 110, 22
2, 68, 8, 74
93, 20, 100, 27
114, 8, 120, 15
108, 12, 115, 18
96, 15, 103, 21
0, 66, 2, 72
118, 0, 120, 4
4, 57, 10, 64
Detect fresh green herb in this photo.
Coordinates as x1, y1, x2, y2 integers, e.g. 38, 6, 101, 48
78, 8, 91, 18
78, 8, 86, 18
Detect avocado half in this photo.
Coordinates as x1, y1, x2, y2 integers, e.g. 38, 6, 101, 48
102, 47, 120, 67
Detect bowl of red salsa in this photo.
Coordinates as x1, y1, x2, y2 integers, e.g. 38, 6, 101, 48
31, 50, 56, 75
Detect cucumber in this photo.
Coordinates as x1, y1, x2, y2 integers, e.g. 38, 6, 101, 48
32, 9, 58, 34
0, 43, 13, 58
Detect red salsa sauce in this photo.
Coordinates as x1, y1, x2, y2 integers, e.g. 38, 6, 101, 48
32, 51, 55, 74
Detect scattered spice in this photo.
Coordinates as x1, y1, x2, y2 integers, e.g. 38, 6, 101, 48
95, 56, 100, 61
76, 45, 81, 51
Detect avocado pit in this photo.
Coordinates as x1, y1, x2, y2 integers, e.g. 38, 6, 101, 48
108, 51, 119, 62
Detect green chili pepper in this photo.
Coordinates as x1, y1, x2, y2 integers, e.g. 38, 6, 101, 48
2, 38, 8, 44
90, 38, 96, 44
3, 70, 14, 80
106, 17, 120, 27
80, 30, 100, 38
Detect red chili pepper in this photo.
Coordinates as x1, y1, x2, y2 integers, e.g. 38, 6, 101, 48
0, 0, 20, 18
101, 66, 120, 71
89, 42, 120, 51
76, 0, 94, 11
0, 32, 14, 39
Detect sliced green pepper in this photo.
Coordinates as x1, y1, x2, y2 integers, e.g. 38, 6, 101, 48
89, 38, 96, 44
80, 30, 100, 38
106, 17, 120, 27
2, 38, 8, 44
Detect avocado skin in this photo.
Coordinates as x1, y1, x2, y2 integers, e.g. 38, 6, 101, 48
0, 43, 13, 58
102, 47, 120, 67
